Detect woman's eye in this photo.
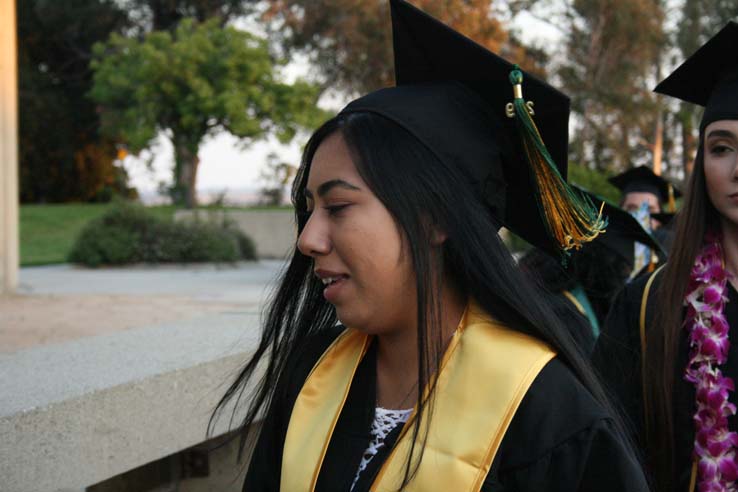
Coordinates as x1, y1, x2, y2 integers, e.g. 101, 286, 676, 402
709, 144, 734, 156
325, 204, 350, 216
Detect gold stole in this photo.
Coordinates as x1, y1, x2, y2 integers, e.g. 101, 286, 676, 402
280, 303, 556, 491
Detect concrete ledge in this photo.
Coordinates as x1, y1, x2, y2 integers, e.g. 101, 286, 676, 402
0, 312, 261, 492
175, 209, 295, 259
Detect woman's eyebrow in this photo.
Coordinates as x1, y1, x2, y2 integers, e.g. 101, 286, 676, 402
706, 129, 738, 140
304, 179, 361, 199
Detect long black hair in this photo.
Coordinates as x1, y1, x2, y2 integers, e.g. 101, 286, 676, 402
646, 142, 719, 490
211, 111, 638, 485
520, 243, 631, 327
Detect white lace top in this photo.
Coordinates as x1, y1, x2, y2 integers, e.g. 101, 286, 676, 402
351, 406, 413, 490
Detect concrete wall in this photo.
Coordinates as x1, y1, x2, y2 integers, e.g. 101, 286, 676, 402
85, 427, 260, 492
0, 0, 19, 294
175, 210, 295, 259
0, 312, 262, 492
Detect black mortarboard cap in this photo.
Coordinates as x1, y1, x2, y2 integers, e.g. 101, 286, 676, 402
574, 186, 665, 267
651, 212, 675, 226
655, 21, 738, 133
607, 165, 682, 206
340, 0, 603, 256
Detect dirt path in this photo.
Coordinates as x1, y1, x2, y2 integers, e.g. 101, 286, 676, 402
0, 294, 257, 353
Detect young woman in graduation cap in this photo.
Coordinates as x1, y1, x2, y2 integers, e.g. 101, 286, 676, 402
212, 1, 649, 490
593, 21, 738, 492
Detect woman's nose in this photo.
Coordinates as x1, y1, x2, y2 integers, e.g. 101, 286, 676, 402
297, 211, 331, 257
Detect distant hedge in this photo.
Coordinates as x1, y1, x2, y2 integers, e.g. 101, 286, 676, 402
69, 204, 256, 267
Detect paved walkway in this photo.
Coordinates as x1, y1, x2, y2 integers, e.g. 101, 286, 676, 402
0, 261, 285, 353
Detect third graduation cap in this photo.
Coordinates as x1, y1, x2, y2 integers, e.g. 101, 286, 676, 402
574, 186, 665, 267
655, 21, 738, 132
340, 0, 605, 257
608, 165, 682, 208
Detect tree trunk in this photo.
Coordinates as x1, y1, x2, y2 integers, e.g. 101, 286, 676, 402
620, 122, 630, 171
652, 60, 664, 175
653, 106, 663, 175
173, 133, 200, 209
680, 102, 697, 177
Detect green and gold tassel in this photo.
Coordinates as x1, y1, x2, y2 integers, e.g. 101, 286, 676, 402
667, 184, 676, 213
506, 65, 607, 254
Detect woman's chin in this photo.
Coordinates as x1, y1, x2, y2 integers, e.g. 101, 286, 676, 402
335, 309, 380, 334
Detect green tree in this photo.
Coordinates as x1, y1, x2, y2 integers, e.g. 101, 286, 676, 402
90, 18, 325, 208
18, 0, 137, 203
124, 0, 257, 31
263, 0, 548, 95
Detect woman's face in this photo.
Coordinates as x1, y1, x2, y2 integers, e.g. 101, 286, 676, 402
298, 132, 417, 334
704, 120, 738, 227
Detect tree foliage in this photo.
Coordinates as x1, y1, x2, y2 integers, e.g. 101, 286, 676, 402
17, 0, 263, 203
510, 0, 736, 182
259, 153, 297, 205
18, 0, 137, 203
123, 0, 257, 31
263, 0, 548, 94
90, 18, 326, 207
557, 0, 665, 172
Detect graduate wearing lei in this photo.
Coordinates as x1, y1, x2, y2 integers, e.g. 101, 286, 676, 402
593, 21, 738, 492
212, 1, 650, 490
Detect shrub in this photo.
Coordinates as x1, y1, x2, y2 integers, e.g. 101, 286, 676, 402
68, 203, 256, 266
223, 220, 257, 260
68, 205, 150, 266
68, 222, 140, 267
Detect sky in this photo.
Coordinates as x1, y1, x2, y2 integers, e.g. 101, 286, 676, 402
123, 9, 562, 204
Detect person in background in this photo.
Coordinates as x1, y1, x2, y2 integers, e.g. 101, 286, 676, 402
608, 165, 682, 230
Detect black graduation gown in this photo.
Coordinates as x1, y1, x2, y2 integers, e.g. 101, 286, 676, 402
243, 326, 649, 492
554, 292, 597, 355
592, 272, 738, 490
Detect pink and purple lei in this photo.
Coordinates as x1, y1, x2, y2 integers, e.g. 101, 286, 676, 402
685, 232, 738, 492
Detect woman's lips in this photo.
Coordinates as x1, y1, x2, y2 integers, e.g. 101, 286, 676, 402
323, 276, 348, 302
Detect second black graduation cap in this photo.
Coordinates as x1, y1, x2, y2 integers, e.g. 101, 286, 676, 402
607, 165, 682, 207
652, 212, 675, 226
655, 21, 738, 132
340, 0, 602, 256
573, 186, 665, 267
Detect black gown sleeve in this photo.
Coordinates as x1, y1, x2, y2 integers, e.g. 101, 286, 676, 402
486, 359, 650, 492
488, 418, 648, 492
241, 383, 283, 492
552, 292, 597, 356
242, 326, 344, 492
591, 275, 654, 442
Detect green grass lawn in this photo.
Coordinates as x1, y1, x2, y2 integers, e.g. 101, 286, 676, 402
20, 203, 176, 266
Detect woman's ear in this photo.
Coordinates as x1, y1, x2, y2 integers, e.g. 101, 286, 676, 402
421, 214, 447, 246
430, 227, 447, 246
